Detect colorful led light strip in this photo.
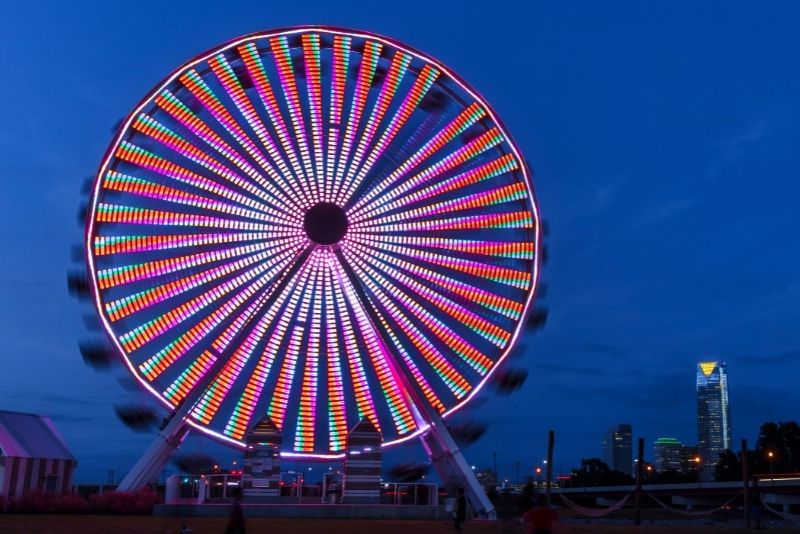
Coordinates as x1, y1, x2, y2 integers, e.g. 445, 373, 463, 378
191, 254, 308, 425
330, 39, 381, 203
337, 64, 439, 206
294, 252, 323, 451
347, 101, 487, 218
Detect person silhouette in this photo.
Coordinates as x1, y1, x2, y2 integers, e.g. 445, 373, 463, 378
453, 488, 467, 532
225, 487, 245, 534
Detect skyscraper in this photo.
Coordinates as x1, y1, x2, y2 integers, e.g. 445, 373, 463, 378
696, 361, 732, 478
602, 424, 633, 475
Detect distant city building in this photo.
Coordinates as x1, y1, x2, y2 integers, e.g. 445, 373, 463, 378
602, 424, 633, 475
680, 445, 701, 475
696, 361, 732, 478
654, 437, 683, 472
475, 469, 498, 491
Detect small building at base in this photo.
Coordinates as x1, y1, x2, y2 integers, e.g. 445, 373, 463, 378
242, 416, 282, 499
342, 418, 382, 503
0, 410, 77, 499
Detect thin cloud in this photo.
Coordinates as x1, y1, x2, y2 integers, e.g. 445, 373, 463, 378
737, 350, 800, 365
634, 197, 696, 227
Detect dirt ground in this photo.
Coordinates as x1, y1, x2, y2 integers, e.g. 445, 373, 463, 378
0, 516, 798, 534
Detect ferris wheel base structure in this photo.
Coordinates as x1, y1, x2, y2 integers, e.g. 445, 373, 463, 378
116, 412, 495, 519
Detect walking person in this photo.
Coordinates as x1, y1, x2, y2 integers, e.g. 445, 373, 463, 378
453, 487, 467, 532
225, 487, 246, 534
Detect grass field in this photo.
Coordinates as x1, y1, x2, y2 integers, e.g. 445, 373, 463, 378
0, 516, 798, 534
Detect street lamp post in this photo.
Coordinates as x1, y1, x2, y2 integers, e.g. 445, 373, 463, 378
767, 451, 775, 486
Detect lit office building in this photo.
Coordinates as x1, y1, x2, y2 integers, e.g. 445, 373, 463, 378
602, 424, 633, 475
696, 361, 732, 478
654, 437, 683, 472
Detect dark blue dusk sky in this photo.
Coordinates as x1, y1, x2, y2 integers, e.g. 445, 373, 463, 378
1, 1, 799, 482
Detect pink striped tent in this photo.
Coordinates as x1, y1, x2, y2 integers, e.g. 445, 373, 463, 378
0, 410, 76, 499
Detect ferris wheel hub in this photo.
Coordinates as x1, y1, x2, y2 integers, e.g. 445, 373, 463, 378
304, 202, 348, 245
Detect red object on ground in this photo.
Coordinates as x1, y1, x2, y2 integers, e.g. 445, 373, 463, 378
522, 505, 559, 533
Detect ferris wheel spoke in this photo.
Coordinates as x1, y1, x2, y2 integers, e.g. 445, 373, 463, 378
101, 170, 295, 227
352, 269, 472, 401
236, 43, 313, 208
337, 249, 472, 398
322, 259, 348, 451
93, 231, 294, 256
122, 239, 305, 356
266, 252, 321, 432
301, 34, 326, 203
269, 36, 318, 199
130, 113, 299, 222
348, 233, 531, 290
329, 40, 382, 203
154, 90, 305, 212
207, 53, 311, 210
331, 252, 419, 436
223, 252, 318, 440
346, 241, 512, 347
354, 283, 448, 413
338, 64, 439, 207
162, 350, 218, 405
353, 209, 534, 234
355, 154, 519, 225
96, 203, 300, 232
341, 246, 493, 375
294, 253, 324, 452
137, 258, 283, 382
334, 50, 414, 205
346, 238, 524, 321
323, 35, 350, 203
347, 234, 535, 261
190, 246, 313, 425
346, 102, 487, 217
113, 141, 276, 215
349, 127, 505, 223
326, 252, 381, 433
98, 236, 289, 290
177, 69, 314, 210
358, 182, 528, 231
104, 238, 303, 321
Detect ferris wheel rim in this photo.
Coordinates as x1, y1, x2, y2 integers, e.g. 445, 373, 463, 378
84, 25, 542, 455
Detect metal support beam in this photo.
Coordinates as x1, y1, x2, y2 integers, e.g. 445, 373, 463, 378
116, 411, 190, 491
420, 417, 496, 519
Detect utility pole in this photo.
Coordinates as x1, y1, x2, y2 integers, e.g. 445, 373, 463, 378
742, 439, 750, 528
545, 430, 554, 506
634, 437, 644, 526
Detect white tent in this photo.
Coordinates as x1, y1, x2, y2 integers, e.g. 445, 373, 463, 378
0, 410, 76, 498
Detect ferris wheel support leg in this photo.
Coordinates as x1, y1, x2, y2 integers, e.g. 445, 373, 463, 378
116, 412, 190, 492
420, 418, 496, 520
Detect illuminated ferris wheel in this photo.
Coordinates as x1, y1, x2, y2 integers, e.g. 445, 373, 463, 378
85, 26, 540, 505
